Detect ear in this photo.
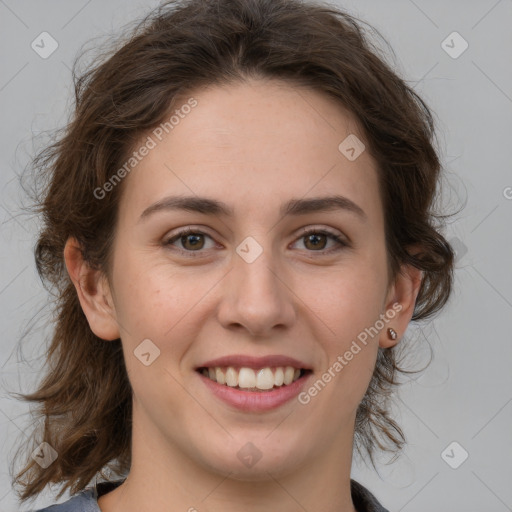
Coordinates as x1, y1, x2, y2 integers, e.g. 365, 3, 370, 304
63, 237, 120, 341
379, 246, 423, 349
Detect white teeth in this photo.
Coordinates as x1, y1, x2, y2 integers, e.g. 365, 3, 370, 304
256, 368, 274, 390
238, 368, 256, 389
283, 366, 295, 385
215, 367, 226, 385
274, 367, 284, 386
225, 367, 238, 387
201, 365, 305, 390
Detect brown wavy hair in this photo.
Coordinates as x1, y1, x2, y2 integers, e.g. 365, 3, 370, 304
10, 0, 456, 503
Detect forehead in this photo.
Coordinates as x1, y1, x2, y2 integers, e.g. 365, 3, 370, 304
117, 78, 383, 225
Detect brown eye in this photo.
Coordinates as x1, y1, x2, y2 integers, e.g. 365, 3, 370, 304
180, 233, 205, 250
292, 228, 348, 254
164, 228, 216, 255
303, 232, 328, 250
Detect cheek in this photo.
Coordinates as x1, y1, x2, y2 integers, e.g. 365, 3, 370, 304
112, 253, 217, 350
305, 276, 383, 415
305, 260, 389, 341
110, 252, 175, 339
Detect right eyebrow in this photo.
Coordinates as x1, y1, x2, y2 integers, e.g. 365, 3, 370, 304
139, 195, 233, 222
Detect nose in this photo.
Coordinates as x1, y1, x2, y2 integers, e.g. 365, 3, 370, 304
216, 244, 296, 338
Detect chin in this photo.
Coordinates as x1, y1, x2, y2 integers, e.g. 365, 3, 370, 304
199, 438, 308, 480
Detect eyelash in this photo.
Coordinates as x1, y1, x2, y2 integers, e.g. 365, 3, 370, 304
163, 227, 349, 258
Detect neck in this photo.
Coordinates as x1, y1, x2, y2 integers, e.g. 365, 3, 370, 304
98, 405, 359, 512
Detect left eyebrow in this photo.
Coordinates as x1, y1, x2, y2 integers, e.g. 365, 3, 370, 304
282, 195, 367, 222
138, 194, 367, 223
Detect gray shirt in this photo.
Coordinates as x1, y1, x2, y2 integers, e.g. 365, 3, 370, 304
32, 478, 390, 511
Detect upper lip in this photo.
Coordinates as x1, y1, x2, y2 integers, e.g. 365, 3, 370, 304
196, 355, 312, 370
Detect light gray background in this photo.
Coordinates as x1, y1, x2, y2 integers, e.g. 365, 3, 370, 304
0, 1, 511, 511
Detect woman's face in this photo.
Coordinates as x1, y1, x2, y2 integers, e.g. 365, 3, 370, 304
87, 79, 410, 481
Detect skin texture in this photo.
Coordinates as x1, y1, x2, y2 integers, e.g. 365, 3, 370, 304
64, 78, 422, 512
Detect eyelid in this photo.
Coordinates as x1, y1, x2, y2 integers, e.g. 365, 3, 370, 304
163, 226, 218, 256
292, 226, 349, 252
163, 225, 350, 256
296, 226, 349, 243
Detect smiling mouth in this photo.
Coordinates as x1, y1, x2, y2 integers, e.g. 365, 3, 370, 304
196, 366, 312, 392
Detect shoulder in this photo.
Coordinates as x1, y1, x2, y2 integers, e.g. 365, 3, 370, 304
30, 478, 386, 512
30, 487, 99, 512
351, 479, 391, 512
29, 478, 125, 512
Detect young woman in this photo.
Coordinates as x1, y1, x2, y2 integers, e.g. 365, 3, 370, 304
12, 0, 454, 511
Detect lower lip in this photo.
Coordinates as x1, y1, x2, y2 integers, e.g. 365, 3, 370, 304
197, 371, 312, 412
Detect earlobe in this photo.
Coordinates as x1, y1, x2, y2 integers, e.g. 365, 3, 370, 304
63, 237, 120, 341
380, 259, 423, 349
